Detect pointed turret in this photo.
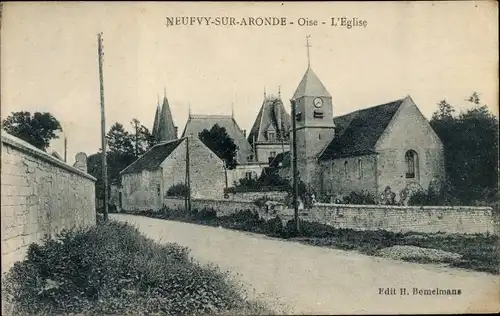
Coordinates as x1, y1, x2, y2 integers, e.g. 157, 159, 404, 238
152, 97, 161, 141
157, 91, 178, 142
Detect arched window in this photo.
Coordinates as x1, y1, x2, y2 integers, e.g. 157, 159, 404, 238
358, 158, 362, 179
405, 150, 419, 179
344, 161, 348, 177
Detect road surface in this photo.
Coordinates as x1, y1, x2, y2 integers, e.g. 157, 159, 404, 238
111, 214, 499, 315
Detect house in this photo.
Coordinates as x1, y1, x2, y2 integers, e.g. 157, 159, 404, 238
120, 136, 225, 211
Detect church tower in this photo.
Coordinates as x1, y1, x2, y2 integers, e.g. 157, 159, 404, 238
157, 88, 178, 142
292, 36, 335, 187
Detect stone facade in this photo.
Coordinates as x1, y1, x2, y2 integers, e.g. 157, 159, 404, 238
319, 154, 378, 198
121, 136, 226, 211
227, 163, 266, 187
374, 98, 445, 199
255, 143, 290, 164
1, 133, 96, 272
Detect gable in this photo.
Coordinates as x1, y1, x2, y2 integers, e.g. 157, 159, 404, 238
375, 96, 444, 150
248, 97, 291, 144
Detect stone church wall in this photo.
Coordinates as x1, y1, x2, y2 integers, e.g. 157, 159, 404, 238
1, 133, 96, 272
319, 154, 378, 198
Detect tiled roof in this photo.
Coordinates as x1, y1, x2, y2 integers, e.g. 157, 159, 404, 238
293, 67, 331, 99
181, 115, 252, 164
319, 99, 404, 160
270, 150, 290, 168
120, 138, 184, 175
248, 96, 292, 145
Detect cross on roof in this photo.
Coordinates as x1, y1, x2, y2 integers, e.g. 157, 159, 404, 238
306, 35, 312, 68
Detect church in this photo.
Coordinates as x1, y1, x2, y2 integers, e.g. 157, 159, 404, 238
118, 44, 445, 207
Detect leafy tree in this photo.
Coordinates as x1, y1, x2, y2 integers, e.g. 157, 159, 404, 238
198, 124, 238, 170
2, 111, 62, 151
106, 123, 134, 155
430, 92, 499, 204
130, 119, 155, 156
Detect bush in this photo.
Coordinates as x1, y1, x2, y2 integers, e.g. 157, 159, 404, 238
2, 221, 265, 316
341, 190, 377, 205
166, 183, 188, 197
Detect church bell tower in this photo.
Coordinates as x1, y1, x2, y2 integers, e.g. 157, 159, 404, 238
292, 36, 335, 187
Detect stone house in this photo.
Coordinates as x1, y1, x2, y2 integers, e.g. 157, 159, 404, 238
120, 136, 225, 211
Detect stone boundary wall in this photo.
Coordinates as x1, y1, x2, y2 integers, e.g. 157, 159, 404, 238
303, 203, 497, 235
163, 197, 497, 235
224, 191, 288, 203
1, 133, 97, 273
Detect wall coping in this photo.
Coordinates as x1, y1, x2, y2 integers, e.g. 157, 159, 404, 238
313, 202, 493, 211
1, 132, 97, 182
193, 198, 256, 204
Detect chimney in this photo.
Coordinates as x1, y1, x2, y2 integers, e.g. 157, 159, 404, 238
73, 152, 88, 173
243, 129, 247, 138
174, 126, 178, 138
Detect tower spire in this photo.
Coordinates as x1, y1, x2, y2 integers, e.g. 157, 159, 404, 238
164, 86, 166, 99
264, 86, 267, 99
306, 35, 311, 68
278, 85, 281, 98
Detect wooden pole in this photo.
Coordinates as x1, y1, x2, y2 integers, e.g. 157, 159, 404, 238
290, 99, 299, 234
98, 33, 109, 221
186, 137, 192, 213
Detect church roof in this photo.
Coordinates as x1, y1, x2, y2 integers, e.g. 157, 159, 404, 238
248, 96, 292, 145
319, 98, 404, 160
120, 138, 184, 175
181, 114, 253, 164
293, 67, 331, 99
157, 96, 177, 142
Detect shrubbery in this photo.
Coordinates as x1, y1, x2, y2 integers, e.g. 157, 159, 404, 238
2, 221, 269, 315
341, 190, 377, 205
166, 183, 188, 197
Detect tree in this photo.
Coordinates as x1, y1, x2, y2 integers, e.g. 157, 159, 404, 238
2, 111, 62, 151
130, 118, 155, 156
198, 124, 238, 170
430, 92, 499, 204
106, 123, 134, 155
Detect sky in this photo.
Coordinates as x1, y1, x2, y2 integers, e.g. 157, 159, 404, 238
1, 1, 498, 164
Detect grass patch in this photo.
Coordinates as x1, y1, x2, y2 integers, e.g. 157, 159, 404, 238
2, 220, 273, 316
126, 207, 499, 275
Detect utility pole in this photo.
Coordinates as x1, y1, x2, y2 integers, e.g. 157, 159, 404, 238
98, 32, 108, 221
185, 136, 192, 213
290, 99, 299, 234
131, 118, 139, 157
64, 135, 68, 163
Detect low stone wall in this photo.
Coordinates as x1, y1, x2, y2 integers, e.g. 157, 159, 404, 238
1, 133, 97, 273
224, 191, 288, 202
300, 203, 496, 235
164, 197, 260, 217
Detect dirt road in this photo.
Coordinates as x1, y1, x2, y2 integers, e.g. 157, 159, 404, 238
112, 214, 499, 314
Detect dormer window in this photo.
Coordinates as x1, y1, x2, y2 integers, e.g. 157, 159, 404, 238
267, 131, 276, 141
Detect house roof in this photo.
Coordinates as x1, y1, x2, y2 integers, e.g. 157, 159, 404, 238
120, 138, 184, 175
269, 150, 290, 168
248, 96, 292, 145
181, 114, 253, 164
319, 98, 404, 160
293, 67, 331, 99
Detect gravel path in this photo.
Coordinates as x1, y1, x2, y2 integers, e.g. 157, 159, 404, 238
112, 214, 499, 315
